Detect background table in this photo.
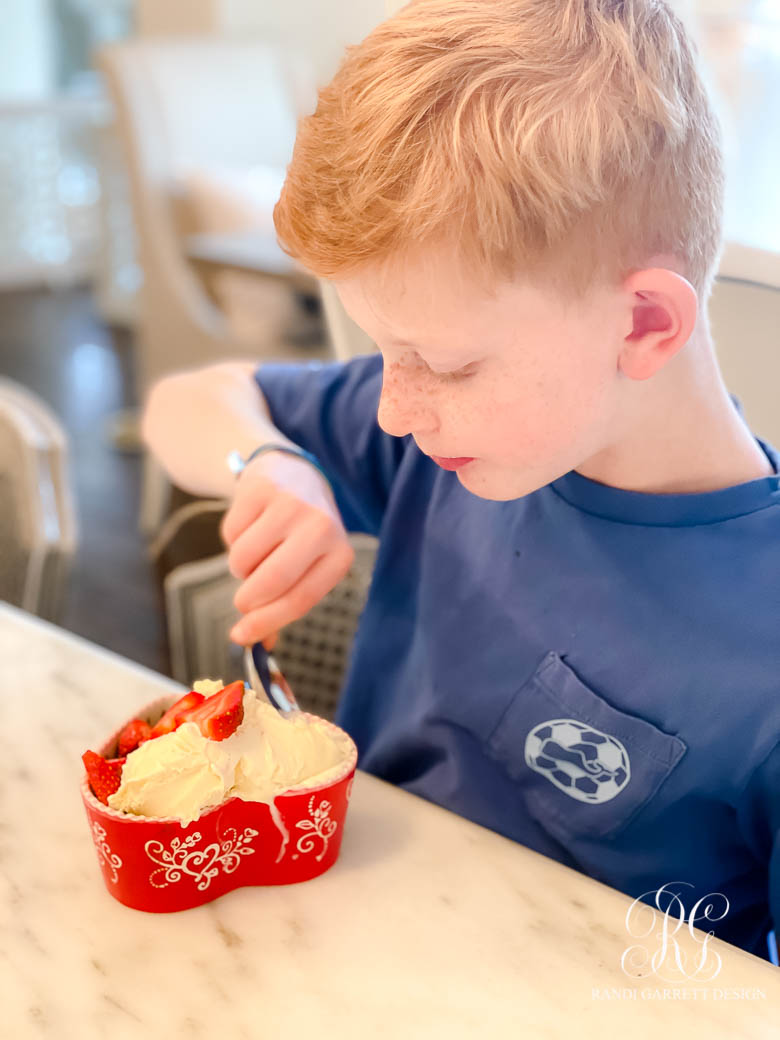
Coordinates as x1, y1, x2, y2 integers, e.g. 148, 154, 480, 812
186, 230, 318, 294
1, 602, 778, 1038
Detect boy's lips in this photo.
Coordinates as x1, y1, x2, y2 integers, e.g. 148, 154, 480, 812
428, 455, 476, 471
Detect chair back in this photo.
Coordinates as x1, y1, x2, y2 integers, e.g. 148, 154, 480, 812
152, 499, 378, 719
0, 384, 76, 620
318, 279, 378, 361
98, 38, 318, 393
710, 244, 780, 449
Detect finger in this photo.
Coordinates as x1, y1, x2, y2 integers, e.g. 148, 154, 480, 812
227, 493, 305, 580
229, 546, 353, 645
264, 630, 279, 651
220, 474, 275, 546
232, 514, 335, 613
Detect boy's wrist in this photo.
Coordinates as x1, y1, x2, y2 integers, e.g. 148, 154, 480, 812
227, 444, 335, 497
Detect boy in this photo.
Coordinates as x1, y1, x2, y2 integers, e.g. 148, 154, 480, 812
143, 0, 780, 962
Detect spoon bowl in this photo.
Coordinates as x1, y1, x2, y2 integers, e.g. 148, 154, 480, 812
244, 642, 300, 715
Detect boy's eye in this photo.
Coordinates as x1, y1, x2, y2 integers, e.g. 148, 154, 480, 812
434, 363, 477, 381
386, 350, 478, 381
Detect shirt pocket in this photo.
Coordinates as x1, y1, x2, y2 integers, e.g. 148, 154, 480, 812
485, 651, 687, 842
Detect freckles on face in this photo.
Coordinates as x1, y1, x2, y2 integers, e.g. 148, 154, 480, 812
444, 338, 609, 477
377, 355, 443, 438
377, 361, 493, 459
332, 250, 620, 477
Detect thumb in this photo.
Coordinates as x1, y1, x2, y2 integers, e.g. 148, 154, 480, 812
264, 630, 280, 651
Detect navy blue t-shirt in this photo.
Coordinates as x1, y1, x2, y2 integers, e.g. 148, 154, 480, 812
254, 352, 780, 962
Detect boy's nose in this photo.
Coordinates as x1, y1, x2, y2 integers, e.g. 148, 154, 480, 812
377, 363, 438, 439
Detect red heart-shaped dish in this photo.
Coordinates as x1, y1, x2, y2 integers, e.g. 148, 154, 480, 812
81, 693, 358, 912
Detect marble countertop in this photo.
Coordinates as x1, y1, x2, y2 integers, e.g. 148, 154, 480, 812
2, 602, 779, 1038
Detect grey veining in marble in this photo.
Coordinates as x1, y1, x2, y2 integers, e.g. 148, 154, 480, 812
1, 603, 779, 1039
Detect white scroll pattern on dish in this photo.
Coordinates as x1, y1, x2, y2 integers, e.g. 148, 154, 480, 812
292, 797, 338, 862
92, 822, 123, 884
145, 827, 259, 890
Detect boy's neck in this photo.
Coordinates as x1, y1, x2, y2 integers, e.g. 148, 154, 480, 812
576, 332, 775, 494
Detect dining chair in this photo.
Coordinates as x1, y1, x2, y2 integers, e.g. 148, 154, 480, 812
164, 551, 245, 689
318, 279, 378, 361
151, 498, 378, 718
264, 531, 378, 719
97, 37, 330, 536
0, 384, 77, 621
709, 243, 780, 450
0, 377, 78, 564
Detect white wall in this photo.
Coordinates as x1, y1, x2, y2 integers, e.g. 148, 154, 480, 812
135, 0, 387, 86
0, 0, 55, 100
135, 0, 219, 36
222, 0, 386, 83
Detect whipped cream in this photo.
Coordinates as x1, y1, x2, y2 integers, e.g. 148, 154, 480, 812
107, 683, 354, 825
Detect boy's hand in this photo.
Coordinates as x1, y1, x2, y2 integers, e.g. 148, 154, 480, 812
220, 451, 355, 647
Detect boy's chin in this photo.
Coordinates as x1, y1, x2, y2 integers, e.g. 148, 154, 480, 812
457, 460, 550, 502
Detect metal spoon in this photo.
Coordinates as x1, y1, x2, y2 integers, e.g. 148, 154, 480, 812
227, 452, 301, 717
244, 641, 300, 716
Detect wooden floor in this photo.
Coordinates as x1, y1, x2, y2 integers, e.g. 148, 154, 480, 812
0, 283, 329, 676
0, 286, 169, 674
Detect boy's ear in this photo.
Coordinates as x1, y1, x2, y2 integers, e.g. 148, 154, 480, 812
618, 267, 698, 381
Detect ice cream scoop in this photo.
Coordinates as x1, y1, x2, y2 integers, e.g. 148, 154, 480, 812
106, 685, 352, 825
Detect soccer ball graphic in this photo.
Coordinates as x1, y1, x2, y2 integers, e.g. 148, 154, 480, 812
524, 718, 631, 804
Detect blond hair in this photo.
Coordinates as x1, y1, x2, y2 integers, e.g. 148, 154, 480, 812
273, 0, 725, 303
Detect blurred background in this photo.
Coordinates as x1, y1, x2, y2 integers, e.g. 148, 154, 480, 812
0, 0, 778, 691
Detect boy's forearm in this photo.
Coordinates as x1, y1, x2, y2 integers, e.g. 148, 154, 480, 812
141, 362, 300, 499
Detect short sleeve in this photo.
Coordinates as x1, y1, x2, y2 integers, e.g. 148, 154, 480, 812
253, 352, 408, 536
735, 739, 780, 954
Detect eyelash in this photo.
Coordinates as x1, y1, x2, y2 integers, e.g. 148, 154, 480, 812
387, 352, 477, 382
435, 365, 476, 382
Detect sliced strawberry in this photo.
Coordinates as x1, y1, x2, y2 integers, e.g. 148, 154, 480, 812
176, 681, 245, 741
149, 691, 205, 738
117, 718, 153, 756
82, 750, 127, 805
